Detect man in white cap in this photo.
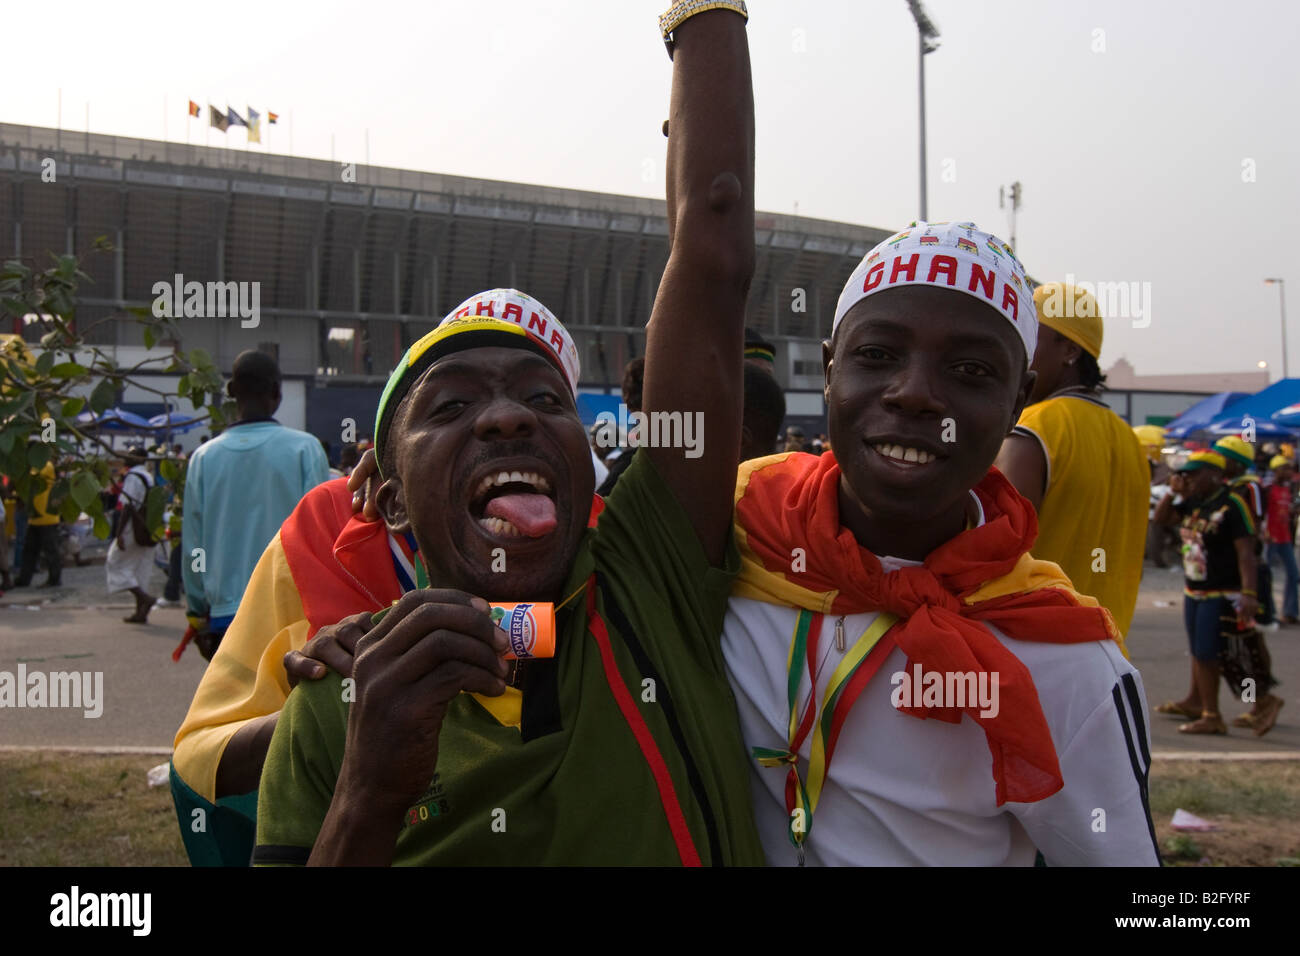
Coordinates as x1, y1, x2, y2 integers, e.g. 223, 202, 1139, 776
722, 222, 1159, 865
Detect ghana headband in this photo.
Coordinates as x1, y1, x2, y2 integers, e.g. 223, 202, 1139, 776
373, 289, 580, 475
832, 221, 1038, 367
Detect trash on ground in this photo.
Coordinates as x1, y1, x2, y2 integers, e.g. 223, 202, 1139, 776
146, 763, 170, 788
1171, 808, 1218, 832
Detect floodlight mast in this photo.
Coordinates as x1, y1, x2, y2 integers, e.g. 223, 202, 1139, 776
907, 0, 941, 221
1266, 278, 1288, 379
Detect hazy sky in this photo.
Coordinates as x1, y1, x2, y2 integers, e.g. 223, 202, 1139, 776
6, 0, 1298, 377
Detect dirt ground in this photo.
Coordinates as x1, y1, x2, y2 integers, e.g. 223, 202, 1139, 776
1149, 760, 1300, 866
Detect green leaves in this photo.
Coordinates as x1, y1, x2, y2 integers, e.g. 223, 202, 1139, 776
27, 442, 52, 471
145, 485, 167, 538
0, 390, 35, 418
70, 470, 101, 511
88, 377, 117, 414
50, 362, 87, 379
1, 249, 217, 536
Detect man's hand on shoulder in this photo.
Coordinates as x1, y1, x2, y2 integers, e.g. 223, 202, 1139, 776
283, 611, 372, 686
347, 449, 382, 521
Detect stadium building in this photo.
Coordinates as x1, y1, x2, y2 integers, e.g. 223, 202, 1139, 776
1, 123, 889, 446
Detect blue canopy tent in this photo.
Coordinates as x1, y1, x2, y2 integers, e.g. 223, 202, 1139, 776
1271, 401, 1300, 428
1163, 391, 1249, 439
75, 407, 153, 431
147, 411, 206, 434
1203, 378, 1300, 439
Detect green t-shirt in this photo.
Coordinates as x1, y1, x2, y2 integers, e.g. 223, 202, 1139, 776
253, 451, 765, 865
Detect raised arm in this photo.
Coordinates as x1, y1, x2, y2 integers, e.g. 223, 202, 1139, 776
642, 5, 755, 565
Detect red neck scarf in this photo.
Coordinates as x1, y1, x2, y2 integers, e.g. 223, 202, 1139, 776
733, 451, 1122, 805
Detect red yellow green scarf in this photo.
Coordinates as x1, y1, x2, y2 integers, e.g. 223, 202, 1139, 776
733, 451, 1125, 806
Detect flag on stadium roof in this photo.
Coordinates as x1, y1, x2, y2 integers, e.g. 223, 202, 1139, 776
268, 111, 279, 124
209, 105, 228, 131
247, 107, 261, 144
187, 100, 200, 118
227, 107, 248, 128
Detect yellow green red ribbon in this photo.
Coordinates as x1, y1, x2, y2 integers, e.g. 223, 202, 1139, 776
752, 608, 897, 856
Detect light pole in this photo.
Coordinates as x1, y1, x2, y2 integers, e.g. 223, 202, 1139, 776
999, 181, 1022, 249
906, 1, 940, 222
1266, 278, 1288, 379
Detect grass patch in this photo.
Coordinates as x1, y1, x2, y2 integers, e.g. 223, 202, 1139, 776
1, 753, 1297, 867
1149, 760, 1300, 818
0, 752, 187, 867
1148, 760, 1300, 867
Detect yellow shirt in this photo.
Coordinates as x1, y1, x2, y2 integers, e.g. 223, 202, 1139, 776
1013, 391, 1149, 636
28, 462, 60, 526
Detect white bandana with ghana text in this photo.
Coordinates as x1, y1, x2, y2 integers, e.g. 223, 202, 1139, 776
832, 221, 1037, 366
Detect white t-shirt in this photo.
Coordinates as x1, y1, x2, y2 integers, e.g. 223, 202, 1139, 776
121, 465, 153, 509
721, 492, 1159, 867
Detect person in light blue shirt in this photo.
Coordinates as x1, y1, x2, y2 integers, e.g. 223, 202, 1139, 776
182, 350, 330, 656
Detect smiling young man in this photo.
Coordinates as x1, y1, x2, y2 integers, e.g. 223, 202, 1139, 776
251, 4, 765, 866
721, 221, 1160, 866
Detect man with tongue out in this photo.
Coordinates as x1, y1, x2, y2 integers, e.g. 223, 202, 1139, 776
253, 5, 765, 866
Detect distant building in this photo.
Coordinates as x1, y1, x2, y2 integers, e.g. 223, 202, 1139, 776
1104, 357, 1270, 394
0, 123, 889, 439
1099, 358, 1268, 427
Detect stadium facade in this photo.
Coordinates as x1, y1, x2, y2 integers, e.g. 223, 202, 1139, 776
0, 123, 890, 443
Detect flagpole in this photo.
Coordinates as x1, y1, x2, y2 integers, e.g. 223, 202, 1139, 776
164, 94, 168, 142
290, 110, 294, 157
85, 102, 89, 153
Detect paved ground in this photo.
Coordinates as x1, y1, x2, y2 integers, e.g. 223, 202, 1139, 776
1, 544, 1297, 755
1, 544, 206, 749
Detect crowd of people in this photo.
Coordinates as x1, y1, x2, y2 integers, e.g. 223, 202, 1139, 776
2, 3, 1288, 867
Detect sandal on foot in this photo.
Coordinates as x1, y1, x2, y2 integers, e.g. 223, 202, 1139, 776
1156, 701, 1200, 719
1179, 714, 1228, 735
1231, 712, 1257, 728
1253, 697, 1285, 737
123, 612, 150, 624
